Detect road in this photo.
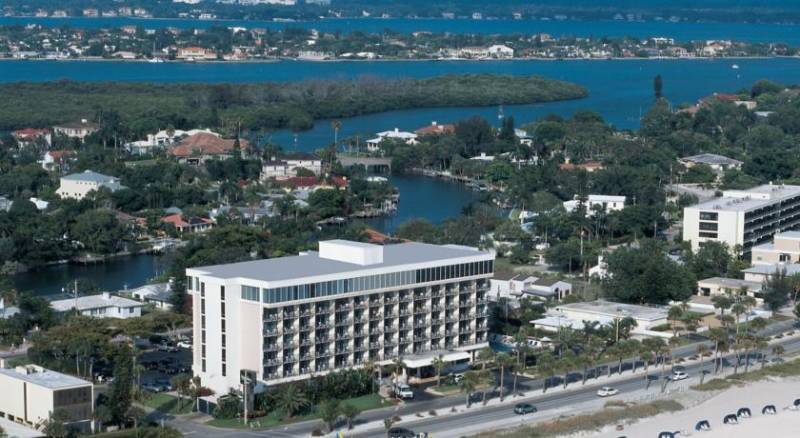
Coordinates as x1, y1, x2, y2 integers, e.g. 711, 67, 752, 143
162, 320, 799, 437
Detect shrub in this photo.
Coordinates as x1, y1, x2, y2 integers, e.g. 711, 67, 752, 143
429, 410, 437, 416
392, 415, 402, 423
311, 428, 324, 436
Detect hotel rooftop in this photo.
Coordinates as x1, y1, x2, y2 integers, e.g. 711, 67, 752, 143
690, 184, 800, 212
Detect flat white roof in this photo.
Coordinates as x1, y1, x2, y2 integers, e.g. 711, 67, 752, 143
50, 293, 144, 312
689, 184, 800, 212
554, 300, 668, 321
743, 263, 800, 276
588, 194, 626, 202
189, 241, 492, 284
774, 230, 800, 240
0, 365, 91, 389
697, 277, 762, 290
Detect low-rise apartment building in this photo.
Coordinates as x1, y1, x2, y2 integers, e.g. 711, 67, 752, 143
683, 183, 800, 253
186, 239, 494, 395
751, 231, 800, 265
697, 277, 763, 300
0, 364, 93, 432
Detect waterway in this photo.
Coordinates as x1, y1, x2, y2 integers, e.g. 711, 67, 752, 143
3, 16, 800, 44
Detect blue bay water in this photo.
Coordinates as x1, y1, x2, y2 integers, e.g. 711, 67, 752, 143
3, 16, 800, 44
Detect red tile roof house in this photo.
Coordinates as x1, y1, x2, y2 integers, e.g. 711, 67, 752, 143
168, 133, 251, 165
415, 121, 455, 136
40, 150, 75, 172
161, 214, 214, 234
12, 128, 52, 147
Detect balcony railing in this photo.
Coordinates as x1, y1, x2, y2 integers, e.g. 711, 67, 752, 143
335, 333, 351, 341
384, 297, 399, 304
369, 313, 384, 321
264, 314, 280, 322
335, 319, 352, 326
264, 329, 281, 336
315, 351, 331, 358
353, 302, 368, 309
300, 338, 314, 347
315, 336, 330, 343
283, 311, 297, 319
264, 344, 280, 352
264, 358, 282, 366
460, 313, 474, 320
414, 307, 430, 314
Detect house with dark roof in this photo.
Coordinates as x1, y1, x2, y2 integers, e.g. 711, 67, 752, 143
679, 153, 743, 173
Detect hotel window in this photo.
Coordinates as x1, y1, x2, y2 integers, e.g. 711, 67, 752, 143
200, 282, 205, 297
699, 212, 719, 221
221, 302, 226, 318
242, 286, 259, 301
699, 222, 718, 231
220, 286, 226, 301
699, 232, 718, 238
222, 363, 226, 377
202, 359, 206, 372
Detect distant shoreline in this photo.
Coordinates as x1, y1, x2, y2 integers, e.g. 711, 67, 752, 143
0, 55, 790, 65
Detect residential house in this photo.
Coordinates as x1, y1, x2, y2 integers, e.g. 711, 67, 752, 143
128, 283, 173, 310
52, 119, 100, 141
697, 277, 763, 301
530, 300, 669, 335
49, 292, 144, 319
751, 231, 800, 265
0, 298, 20, 320
0, 364, 93, 432
679, 153, 743, 173
11, 128, 51, 147
125, 128, 219, 155
559, 160, 604, 172
56, 170, 123, 200
210, 204, 274, 224
161, 214, 214, 234
261, 152, 323, 180
563, 194, 626, 215
366, 128, 418, 152
489, 273, 571, 301
168, 133, 250, 165
40, 150, 75, 172
177, 47, 216, 60
0, 196, 13, 212
415, 121, 455, 136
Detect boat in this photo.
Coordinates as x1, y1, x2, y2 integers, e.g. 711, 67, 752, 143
732, 64, 740, 69
148, 58, 164, 63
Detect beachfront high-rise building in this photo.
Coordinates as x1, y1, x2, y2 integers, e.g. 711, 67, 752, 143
683, 183, 800, 254
186, 240, 494, 395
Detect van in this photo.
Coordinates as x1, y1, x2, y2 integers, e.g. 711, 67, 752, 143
393, 383, 414, 399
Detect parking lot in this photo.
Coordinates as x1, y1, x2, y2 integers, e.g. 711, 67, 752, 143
138, 345, 192, 390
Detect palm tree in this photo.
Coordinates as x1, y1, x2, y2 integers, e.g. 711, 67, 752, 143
391, 357, 406, 383
276, 384, 309, 419
432, 355, 446, 387
318, 399, 341, 433
752, 336, 769, 371
341, 403, 361, 430
575, 353, 593, 385
731, 303, 747, 335
707, 328, 727, 374
558, 351, 576, 389
625, 339, 641, 373
536, 354, 556, 394
478, 346, 494, 370
459, 371, 479, 408
331, 120, 342, 147
496, 352, 513, 401
697, 344, 710, 384
126, 406, 146, 438
667, 305, 685, 337
171, 374, 192, 411
362, 359, 379, 393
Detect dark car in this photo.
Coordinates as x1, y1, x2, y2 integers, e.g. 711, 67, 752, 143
387, 427, 416, 438
514, 403, 537, 415
695, 420, 711, 431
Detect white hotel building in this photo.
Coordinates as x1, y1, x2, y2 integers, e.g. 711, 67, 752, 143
683, 184, 800, 254
186, 240, 494, 395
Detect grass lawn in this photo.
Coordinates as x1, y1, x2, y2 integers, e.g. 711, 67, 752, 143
143, 393, 193, 415
432, 383, 461, 394
206, 393, 390, 430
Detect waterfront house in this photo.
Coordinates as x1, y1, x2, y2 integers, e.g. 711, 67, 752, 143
168, 133, 250, 165
366, 128, 418, 152
56, 170, 123, 200
52, 119, 100, 141
50, 292, 144, 319
161, 214, 214, 234
0, 364, 93, 433
12, 128, 51, 148
261, 152, 322, 180
125, 128, 219, 155
128, 283, 173, 310
415, 121, 455, 136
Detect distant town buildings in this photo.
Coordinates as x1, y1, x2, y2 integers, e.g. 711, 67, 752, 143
55, 170, 124, 200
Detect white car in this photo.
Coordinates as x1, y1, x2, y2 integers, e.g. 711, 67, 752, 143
670, 371, 689, 381
177, 341, 192, 349
596, 386, 619, 397
393, 383, 414, 399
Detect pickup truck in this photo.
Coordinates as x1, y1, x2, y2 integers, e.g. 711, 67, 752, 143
393, 383, 414, 399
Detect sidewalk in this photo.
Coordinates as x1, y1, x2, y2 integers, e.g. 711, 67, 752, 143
333, 330, 800, 437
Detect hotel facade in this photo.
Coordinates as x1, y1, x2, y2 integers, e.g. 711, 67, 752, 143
187, 240, 494, 395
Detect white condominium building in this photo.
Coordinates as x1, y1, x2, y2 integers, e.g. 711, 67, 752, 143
683, 183, 800, 253
186, 240, 494, 395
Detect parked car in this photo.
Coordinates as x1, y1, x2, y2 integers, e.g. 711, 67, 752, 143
451, 373, 465, 383
387, 427, 416, 438
393, 383, 414, 399
670, 371, 689, 381
596, 386, 619, 397
142, 382, 166, 393
177, 340, 192, 349
513, 403, 537, 415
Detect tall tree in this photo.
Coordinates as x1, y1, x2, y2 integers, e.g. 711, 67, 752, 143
109, 344, 134, 426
